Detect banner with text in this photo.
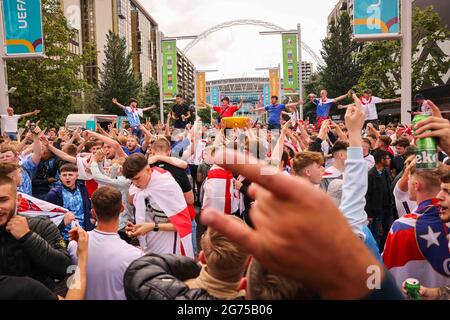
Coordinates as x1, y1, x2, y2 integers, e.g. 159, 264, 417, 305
2, 0, 45, 56
162, 40, 178, 99
269, 68, 279, 99
211, 87, 220, 106
263, 83, 270, 107
196, 71, 206, 108
353, 0, 399, 37
282, 34, 299, 94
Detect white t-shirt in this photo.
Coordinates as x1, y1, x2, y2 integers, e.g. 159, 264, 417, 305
68, 229, 143, 300
140, 195, 182, 255
393, 183, 417, 218
364, 154, 375, 170
360, 96, 383, 121
0, 115, 20, 132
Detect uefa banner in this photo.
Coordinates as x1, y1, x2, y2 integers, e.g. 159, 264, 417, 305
211, 87, 220, 106
282, 34, 299, 95
269, 68, 279, 99
196, 72, 206, 108
162, 40, 178, 99
353, 0, 399, 37
263, 83, 270, 107
2, 0, 45, 56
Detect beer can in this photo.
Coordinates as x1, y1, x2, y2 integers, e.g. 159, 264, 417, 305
405, 278, 422, 300
412, 115, 438, 171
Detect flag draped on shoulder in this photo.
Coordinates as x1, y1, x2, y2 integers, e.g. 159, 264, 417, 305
17, 192, 67, 226
202, 165, 238, 215
383, 199, 450, 288
130, 167, 194, 258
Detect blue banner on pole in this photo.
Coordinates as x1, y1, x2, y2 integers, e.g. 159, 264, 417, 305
2, 0, 44, 56
211, 87, 220, 106
353, 0, 399, 36
263, 84, 270, 107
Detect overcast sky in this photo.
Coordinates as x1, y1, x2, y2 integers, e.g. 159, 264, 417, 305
142, 0, 338, 81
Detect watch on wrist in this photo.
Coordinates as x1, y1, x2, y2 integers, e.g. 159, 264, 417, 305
153, 221, 159, 232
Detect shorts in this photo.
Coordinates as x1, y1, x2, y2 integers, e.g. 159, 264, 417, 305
316, 116, 330, 128
268, 123, 281, 131
6, 132, 17, 141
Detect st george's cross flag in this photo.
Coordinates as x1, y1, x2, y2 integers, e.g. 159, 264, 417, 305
130, 167, 194, 258
383, 199, 450, 288
202, 164, 239, 215
17, 192, 67, 226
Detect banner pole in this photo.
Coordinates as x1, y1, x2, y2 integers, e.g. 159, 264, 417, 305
400, 0, 412, 125
297, 23, 303, 120
0, 2, 10, 117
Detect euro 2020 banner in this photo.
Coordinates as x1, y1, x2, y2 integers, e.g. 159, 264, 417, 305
353, 0, 399, 36
162, 40, 178, 99
2, 0, 45, 56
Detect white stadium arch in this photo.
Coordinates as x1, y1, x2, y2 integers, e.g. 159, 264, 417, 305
182, 19, 324, 67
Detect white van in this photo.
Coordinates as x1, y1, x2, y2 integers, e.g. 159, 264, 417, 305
65, 114, 118, 130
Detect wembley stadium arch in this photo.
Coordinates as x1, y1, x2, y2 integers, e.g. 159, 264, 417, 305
182, 19, 324, 67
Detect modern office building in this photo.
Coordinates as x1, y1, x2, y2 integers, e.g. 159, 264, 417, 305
327, 0, 354, 37
300, 61, 313, 82
177, 49, 195, 103
61, 0, 160, 86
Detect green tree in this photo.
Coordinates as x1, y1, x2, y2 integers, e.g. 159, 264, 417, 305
7, 0, 92, 127
357, 6, 450, 97
140, 79, 161, 123
197, 107, 217, 125
319, 12, 362, 98
97, 30, 141, 115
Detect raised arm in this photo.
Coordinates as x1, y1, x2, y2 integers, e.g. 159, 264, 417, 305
331, 121, 349, 142
200, 100, 214, 110
333, 90, 352, 103
19, 109, 40, 120
237, 98, 245, 110
269, 121, 290, 166
380, 97, 401, 104
31, 128, 43, 165
43, 139, 77, 164
148, 155, 188, 170
338, 102, 368, 240
85, 130, 127, 158
112, 98, 126, 111
285, 101, 301, 109
251, 105, 266, 113
165, 114, 171, 136
90, 152, 128, 187
142, 105, 157, 112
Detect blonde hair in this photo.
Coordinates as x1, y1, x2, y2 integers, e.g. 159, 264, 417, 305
201, 216, 249, 283
248, 260, 317, 300
292, 151, 324, 175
